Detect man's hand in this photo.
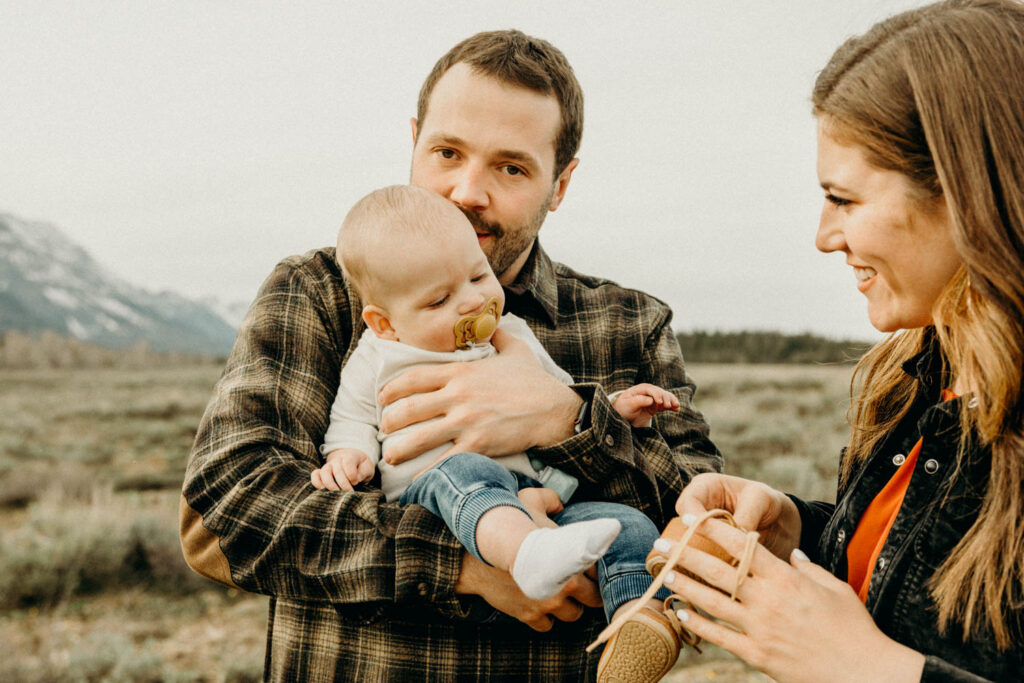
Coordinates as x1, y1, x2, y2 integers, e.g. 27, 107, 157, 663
517, 487, 562, 528
455, 551, 602, 631
311, 448, 375, 492
378, 329, 583, 465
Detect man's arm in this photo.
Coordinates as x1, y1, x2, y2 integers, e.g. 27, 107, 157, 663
378, 297, 722, 529
179, 253, 465, 609
531, 304, 722, 527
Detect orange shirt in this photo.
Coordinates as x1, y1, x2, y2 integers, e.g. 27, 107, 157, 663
846, 389, 957, 602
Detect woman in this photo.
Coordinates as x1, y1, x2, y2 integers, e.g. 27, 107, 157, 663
656, 1, 1024, 680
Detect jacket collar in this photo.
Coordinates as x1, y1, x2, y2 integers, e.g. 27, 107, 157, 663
503, 241, 559, 327
900, 327, 964, 436
901, 327, 945, 396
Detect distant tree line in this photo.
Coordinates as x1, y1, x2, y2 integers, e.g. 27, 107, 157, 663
0, 331, 225, 370
676, 330, 872, 364
1, 329, 870, 369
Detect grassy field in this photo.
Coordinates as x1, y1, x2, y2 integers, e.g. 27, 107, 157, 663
0, 361, 852, 681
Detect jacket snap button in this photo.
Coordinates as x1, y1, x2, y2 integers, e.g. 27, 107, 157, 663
604, 435, 615, 447
892, 453, 906, 466
877, 557, 886, 569
837, 529, 846, 544
924, 459, 940, 474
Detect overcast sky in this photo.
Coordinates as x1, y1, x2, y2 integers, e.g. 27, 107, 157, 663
2, 0, 930, 340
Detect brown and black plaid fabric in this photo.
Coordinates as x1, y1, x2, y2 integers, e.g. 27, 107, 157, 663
181, 242, 721, 681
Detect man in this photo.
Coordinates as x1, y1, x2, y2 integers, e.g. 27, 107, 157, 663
180, 30, 721, 681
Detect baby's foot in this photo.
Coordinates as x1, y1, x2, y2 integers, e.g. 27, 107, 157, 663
511, 518, 621, 600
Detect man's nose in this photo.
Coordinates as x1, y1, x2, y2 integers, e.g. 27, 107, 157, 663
449, 163, 489, 211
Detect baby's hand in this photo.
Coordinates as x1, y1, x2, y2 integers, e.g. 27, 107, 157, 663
311, 448, 375, 492
612, 383, 680, 428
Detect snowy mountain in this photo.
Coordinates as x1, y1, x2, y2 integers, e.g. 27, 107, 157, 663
0, 212, 237, 355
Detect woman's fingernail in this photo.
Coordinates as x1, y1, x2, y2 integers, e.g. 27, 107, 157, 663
792, 548, 809, 562
654, 538, 672, 553
664, 571, 675, 585
681, 513, 697, 527
676, 609, 690, 623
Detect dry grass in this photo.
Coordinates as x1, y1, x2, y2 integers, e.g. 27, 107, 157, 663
0, 361, 854, 681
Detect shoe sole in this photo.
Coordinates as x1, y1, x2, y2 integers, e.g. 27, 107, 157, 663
597, 611, 680, 683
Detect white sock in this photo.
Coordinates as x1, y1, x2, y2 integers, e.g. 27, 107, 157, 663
511, 518, 621, 600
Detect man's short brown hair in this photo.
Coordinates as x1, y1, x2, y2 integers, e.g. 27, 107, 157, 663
416, 29, 583, 178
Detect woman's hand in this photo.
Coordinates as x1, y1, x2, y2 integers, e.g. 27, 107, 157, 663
676, 473, 802, 560
665, 518, 925, 682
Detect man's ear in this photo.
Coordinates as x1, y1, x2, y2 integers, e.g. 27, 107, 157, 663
410, 117, 419, 144
362, 305, 398, 341
548, 157, 580, 212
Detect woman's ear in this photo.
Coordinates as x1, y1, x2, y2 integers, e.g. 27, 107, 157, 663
362, 305, 398, 341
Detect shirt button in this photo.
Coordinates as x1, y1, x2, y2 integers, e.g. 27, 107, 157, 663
417, 582, 428, 597
837, 529, 846, 544
582, 454, 593, 465
924, 459, 940, 474
892, 453, 906, 466
604, 435, 615, 447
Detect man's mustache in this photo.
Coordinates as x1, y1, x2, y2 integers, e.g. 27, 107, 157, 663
459, 209, 504, 238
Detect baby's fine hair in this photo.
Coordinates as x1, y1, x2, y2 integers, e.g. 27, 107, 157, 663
338, 185, 466, 302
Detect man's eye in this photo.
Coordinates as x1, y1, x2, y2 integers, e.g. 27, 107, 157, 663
825, 193, 851, 207
438, 149, 456, 160
503, 165, 523, 176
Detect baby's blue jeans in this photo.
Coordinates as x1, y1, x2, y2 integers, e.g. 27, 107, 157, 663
400, 451, 670, 621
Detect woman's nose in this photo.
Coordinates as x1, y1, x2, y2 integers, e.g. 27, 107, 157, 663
815, 208, 846, 253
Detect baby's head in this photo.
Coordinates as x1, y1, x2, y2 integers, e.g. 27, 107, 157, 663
338, 185, 505, 352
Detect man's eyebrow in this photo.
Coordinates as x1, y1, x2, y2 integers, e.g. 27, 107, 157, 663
424, 133, 541, 170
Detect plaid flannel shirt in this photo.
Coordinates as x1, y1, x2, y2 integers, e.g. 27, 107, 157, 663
180, 242, 721, 681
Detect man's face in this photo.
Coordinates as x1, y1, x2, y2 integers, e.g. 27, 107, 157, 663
410, 62, 578, 285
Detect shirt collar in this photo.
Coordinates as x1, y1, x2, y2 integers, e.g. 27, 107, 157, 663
503, 241, 559, 327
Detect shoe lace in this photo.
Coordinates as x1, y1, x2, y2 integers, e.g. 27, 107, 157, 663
585, 508, 759, 653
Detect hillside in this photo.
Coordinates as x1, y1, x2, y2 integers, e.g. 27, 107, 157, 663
0, 212, 236, 355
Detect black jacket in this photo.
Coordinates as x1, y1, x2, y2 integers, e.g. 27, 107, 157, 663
790, 332, 1023, 682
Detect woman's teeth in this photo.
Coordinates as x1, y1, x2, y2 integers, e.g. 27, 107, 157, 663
854, 266, 877, 282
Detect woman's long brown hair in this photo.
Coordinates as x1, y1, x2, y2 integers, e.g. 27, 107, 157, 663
813, 0, 1024, 649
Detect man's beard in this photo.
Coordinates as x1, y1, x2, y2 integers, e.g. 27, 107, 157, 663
459, 190, 552, 280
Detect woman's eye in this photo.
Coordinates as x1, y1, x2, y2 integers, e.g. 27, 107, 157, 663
826, 193, 851, 207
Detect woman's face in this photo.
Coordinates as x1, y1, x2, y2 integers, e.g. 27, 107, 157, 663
815, 119, 963, 332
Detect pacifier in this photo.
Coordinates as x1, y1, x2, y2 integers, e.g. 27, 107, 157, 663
454, 297, 502, 348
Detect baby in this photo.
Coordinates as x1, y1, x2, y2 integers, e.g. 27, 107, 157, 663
313, 185, 678, 634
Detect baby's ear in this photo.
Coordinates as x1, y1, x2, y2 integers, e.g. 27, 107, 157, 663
362, 306, 397, 341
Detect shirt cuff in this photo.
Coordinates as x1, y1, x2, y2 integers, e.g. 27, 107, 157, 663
529, 383, 634, 484
392, 504, 467, 616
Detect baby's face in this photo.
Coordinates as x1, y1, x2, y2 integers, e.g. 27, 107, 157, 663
380, 222, 505, 352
